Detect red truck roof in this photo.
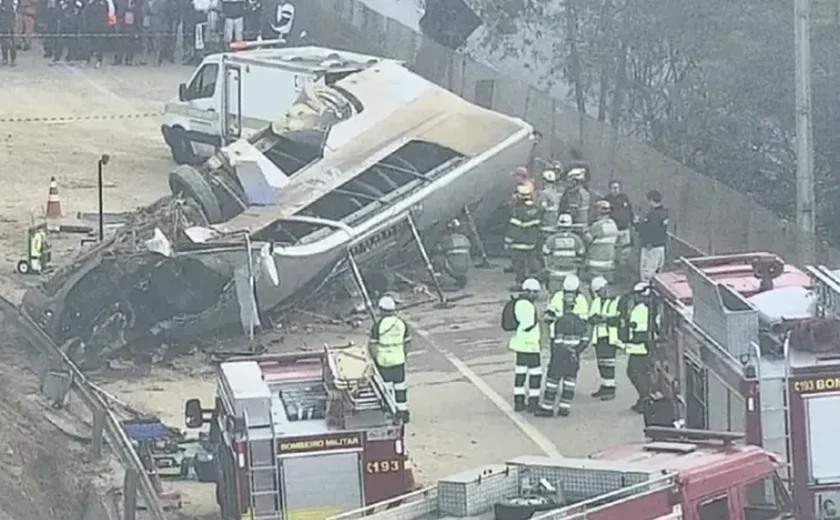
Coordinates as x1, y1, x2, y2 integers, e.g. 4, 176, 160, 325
653, 252, 811, 305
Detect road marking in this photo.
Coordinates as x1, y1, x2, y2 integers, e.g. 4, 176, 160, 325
407, 320, 562, 458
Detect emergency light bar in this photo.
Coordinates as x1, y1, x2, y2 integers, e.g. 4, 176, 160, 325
229, 38, 286, 51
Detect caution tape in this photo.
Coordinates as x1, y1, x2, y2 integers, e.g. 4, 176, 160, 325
16, 28, 258, 39
0, 111, 164, 124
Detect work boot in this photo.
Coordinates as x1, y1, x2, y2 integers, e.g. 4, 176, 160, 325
630, 400, 645, 414
591, 386, 607, 398
557, 408, 570, 417
600, 390, 616, 401
526, 399, 539, 414
533, 407, 554, 418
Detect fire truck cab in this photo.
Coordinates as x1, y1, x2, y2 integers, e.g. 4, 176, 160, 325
651, 252, 840, 519
184, 344, 414, 520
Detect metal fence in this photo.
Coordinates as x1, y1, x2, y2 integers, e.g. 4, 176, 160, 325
298, 0, 840, 266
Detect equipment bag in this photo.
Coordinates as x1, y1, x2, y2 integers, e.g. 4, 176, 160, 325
501, 297, 520, 331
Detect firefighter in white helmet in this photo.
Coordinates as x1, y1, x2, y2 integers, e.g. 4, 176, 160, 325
584, 200, 619, 284
534, 274, 589, 417
587, 276, 624, 400
559, 168, 590, 226
369, 296, 412, 422
542, 214, 585, 294
504, 278, 543, 412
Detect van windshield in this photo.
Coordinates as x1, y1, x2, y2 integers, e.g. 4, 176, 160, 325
741, 473, 793, 520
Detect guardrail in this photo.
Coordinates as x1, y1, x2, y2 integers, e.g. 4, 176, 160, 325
0, 296, 166, 520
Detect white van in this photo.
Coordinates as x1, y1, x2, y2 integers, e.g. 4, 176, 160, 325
161, 46, 395, 164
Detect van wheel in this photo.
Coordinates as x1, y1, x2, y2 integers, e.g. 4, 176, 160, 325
170, 165, 223, 224
16, 260, 30, 274
169, 127, 197, 165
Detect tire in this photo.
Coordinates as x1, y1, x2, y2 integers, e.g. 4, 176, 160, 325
168, 126, 197, 166
170, 165, 223, 224
16, 260, 30, 274
493, 496, 556, 520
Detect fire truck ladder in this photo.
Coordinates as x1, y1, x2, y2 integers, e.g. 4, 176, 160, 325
246, 415, 282, 520
758, 336, 793, 489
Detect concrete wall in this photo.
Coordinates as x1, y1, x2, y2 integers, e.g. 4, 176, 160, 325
297, 0, 839, 265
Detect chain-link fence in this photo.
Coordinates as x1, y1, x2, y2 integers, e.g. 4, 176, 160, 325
297, 0, 839, 266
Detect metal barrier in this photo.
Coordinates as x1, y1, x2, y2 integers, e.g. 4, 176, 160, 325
0, 296, 165, 520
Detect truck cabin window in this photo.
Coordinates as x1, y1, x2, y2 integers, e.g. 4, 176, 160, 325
699, 495, 730, 520
742, 475, 792, 520
186, 64, 219, 100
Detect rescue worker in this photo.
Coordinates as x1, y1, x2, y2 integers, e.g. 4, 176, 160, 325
583, 200, 619, 284
505, 183, 541, 287
637, 189, 669, 283
535, 281, 588, 417
588, 276, 623, 401
0, 0, 17, 66
508, 278, 542, 412
623, 282, 655, 413
545, 273, 588, 325
605, 180, 634, 273
559, 168, 590, 226
29, 227, 46, 274
542, 214, 584, 294
511, 166, 536, 201
368, 296, 411, 423
432, 219, 471, 290
537, 169, 561, 243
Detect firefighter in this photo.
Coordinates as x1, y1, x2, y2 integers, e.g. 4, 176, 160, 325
535, 282, 588, 417
588, 276, 623, 401
624, 282, 655, 413
432, 218, 471, 291
508, 278, 542, 412
584, 200, 619, 284
542, 214, 584, 294
538, 169, 561, 242
605, 180, 634, 273
368, 296, 411, 423
559, 168, 590, 226
29, 227, 46, 274
505, 183, 541, 287
511, 166, 536, 201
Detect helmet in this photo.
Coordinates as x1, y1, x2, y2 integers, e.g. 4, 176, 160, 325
447, 218, 460, 230
521, 278, 541, 292
512, 166, 529, 178
378, 296, 396, 311
542, 170, 557, 183
515, 183, 534, 196
595, 200, 611, 213
591, 276, 608, 292
563, 274, 580, 292
567, 168, 585, 181
557, 214, 573, 227
633, 282, 650, 293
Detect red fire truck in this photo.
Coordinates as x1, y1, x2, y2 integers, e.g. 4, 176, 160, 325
651, 252, 840, 519
331, 427, 795, 520
184, 344, 415, 520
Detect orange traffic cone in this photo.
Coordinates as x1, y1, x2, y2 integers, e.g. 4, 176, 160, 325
46, 177, 62, 220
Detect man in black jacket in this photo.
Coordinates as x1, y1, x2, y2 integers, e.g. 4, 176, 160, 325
605, 180, 633, 276
636, 189, 668, 283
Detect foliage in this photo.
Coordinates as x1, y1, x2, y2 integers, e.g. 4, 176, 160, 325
473, 0, 840, 243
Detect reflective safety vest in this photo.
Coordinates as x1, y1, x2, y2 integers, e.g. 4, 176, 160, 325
371, 315, 408, 367
30, 231, 44, 259
542, 231, 583, 277
585, 217, 619, 270
547, 292, 588, 320
552, 313, 587, 352
508, 299, 540, 353
625, 303, 650, 355
589, 296, 623, 347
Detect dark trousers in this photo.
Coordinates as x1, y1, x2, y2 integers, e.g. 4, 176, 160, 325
54, 20, 81, 61
594, 338, 619, 394
538, 347, 579, 416
378, 363, 408, 417
0, 21, 16, 63
510, 248, 539, 284
627, 353, 652, 403
513, 351, 542, 411
43, 10, 59, 57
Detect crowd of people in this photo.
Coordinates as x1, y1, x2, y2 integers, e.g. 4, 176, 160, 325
0, 0, 295, 67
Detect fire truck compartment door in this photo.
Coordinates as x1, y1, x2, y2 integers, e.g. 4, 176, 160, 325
806, 394, 840, 484
281, 452, 363, 520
